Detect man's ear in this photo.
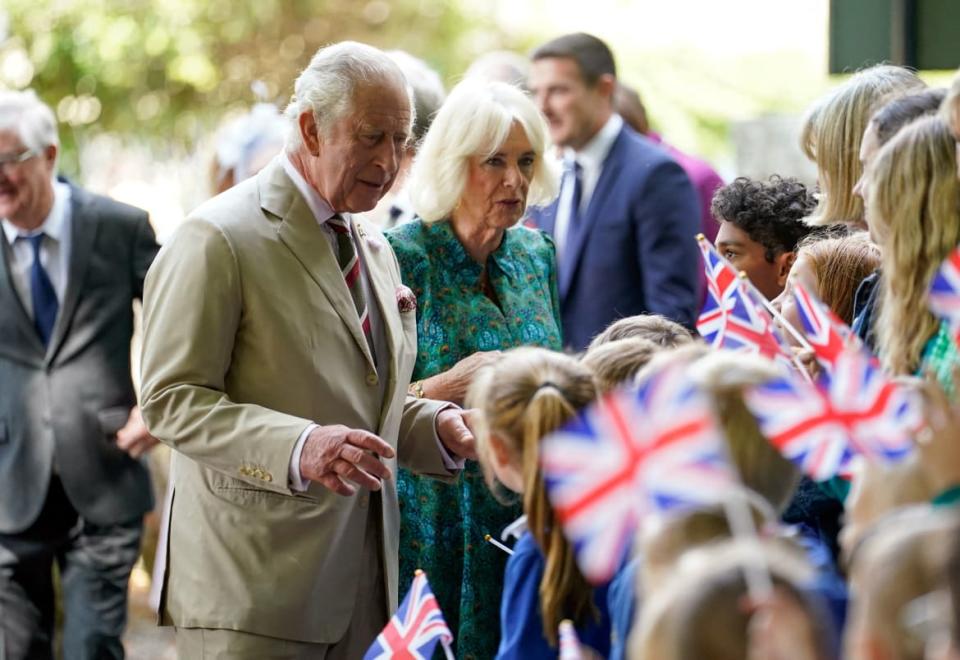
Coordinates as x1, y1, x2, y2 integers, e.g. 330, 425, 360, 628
298, 111, 321, 156
776, 251, 797, 287
42, 144, 58, 169
594, 73, 617, 101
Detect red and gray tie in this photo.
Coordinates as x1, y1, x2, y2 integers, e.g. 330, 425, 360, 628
328, 215, 373, 347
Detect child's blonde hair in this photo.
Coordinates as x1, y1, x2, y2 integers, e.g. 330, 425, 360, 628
633, 539, 830, 660
587, 313, 695, 351
846, 506, 960, 660
644, 347, 802, 513
581, 337, 661, 394
467, 347, 597, 646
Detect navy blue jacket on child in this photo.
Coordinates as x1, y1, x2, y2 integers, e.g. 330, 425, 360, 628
497, 532, 612, 659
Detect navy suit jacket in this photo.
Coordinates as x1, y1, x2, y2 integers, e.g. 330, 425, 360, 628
529, 125, 701, 351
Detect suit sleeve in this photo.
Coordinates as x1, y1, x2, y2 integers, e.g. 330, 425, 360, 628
397, 396, 459, 482
633, 159, 702, 327
130, 212, 160, 300
139, 218, 312, 495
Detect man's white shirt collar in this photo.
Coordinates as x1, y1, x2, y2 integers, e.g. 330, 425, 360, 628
2, 180, 71, 245
280, 154, 338, 225
564, 113, 623, 172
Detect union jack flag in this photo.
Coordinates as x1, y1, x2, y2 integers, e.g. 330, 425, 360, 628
929, 246, 960, 346
363, 570, 453, 660
696, 239, 789, 361
792, 282, 866, 376
559, 620, 584, 660
540, 361, 736, 584
742, 346, 922, 481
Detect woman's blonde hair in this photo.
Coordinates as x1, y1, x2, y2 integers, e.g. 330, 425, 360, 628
467, 347, 597, 646
800, 65, 925, 226
942, 71, 960, 140
797, 231, 882, 324
407, 79, 557, 223
867, 116, 960, 375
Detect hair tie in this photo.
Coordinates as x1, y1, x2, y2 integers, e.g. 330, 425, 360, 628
536, 381, 562, 393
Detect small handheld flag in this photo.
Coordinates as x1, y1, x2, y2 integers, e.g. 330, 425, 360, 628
743, 346, 922, 480
541, 361, 735, 583
929, 246, 960, 347
558, 619, 584, 660
792, 282, 866, 377
363, 570, 453, 660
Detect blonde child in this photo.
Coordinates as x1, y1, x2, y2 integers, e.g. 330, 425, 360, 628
468, 347, 609, 658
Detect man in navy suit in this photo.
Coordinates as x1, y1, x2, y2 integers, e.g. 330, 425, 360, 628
528, 33, 701, 351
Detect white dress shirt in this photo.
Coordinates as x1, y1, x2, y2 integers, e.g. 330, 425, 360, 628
279, 156, 461, 491
1, 181, 72, 319
554, 113, 624, 256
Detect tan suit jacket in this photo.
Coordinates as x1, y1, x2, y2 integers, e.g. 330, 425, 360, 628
139, 160, 455, 643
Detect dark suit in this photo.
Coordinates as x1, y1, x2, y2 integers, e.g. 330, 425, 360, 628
529, 124, 701, 351
0, 184, 158, 660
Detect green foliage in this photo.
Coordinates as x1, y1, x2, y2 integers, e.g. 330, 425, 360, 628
1, 0, 506, 175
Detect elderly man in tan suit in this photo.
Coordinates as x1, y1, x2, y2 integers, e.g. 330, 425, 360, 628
139, 42, 476, 659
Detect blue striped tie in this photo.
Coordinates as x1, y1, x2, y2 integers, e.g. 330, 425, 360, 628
23, 233, 58, 346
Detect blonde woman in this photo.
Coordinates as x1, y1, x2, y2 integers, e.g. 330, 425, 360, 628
800, 64, 924, 227
384, 79, 559, 658
467, 347, 610, 658
867, 116, 960, 387
945, 71, 960, 178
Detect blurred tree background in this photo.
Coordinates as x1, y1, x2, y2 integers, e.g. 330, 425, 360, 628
0, 0, 519, 176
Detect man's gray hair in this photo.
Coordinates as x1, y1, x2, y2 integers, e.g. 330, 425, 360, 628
284, 41, 412, 152
0, 89, 60, 156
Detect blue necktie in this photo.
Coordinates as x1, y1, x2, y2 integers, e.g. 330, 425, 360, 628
24, 233, 58, 347
561, 160, 583, 271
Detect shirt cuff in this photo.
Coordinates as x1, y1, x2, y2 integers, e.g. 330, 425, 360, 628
433, 404, 466, 470
289, 424, 317, 492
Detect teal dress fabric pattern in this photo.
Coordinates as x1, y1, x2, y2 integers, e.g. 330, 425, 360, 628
385, 219, 562, 659
919, 319, 960, 400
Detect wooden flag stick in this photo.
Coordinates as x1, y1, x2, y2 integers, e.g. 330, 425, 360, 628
721, 491, 775, 602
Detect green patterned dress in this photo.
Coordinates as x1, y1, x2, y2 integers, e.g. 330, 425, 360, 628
919, 319, 960, 399
385, 219, 563, 659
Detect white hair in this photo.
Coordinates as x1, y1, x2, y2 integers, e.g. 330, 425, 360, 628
0, 89, 59, 167
284, 41, 412, 152
407, 79, 558, 223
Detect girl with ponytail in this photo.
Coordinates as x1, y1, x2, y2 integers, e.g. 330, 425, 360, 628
467, 347, 609, 659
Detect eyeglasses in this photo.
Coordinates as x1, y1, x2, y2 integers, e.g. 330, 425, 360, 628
0, 149, 39, 170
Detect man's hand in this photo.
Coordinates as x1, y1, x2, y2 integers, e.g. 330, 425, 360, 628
116, 407, 160, 458
300, 425, 396, 496
436, 408, 477, 461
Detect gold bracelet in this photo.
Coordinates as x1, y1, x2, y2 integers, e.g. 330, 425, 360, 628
408, 380, 425, 398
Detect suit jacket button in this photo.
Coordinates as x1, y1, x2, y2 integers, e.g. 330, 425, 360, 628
264, 472, 273, 482
359, 495, 369, 508
366, 373, 378, 386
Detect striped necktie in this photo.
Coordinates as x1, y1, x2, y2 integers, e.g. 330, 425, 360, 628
327, 215, 373, 347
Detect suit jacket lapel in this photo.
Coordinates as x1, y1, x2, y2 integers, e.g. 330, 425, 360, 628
0, 233, 46, 359
45, 187, 100, 364
264, 162, 376, 370
558, 130, 626, 298
353, 217, 401, 419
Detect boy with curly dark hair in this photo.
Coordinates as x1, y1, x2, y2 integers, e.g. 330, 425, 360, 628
712, 175, 817, 299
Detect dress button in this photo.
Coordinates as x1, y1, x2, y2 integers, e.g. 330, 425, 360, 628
366, 373, 378, 386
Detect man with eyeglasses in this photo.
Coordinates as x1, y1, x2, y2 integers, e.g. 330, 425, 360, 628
0, 89, 160, 660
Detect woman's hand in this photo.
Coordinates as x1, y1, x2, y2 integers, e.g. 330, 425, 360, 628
422, 351, 501, 405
